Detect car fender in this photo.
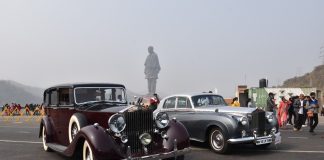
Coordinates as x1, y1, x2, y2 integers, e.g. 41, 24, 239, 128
203, 113, 239, 140
163, 120, 190, 151
64, 125, 125, 160
39, 116, 54, 142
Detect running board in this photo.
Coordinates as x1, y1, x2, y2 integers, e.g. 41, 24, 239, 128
47, 143, 67, 153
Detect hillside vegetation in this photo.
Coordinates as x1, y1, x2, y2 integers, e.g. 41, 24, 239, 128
282, 65, 324, 92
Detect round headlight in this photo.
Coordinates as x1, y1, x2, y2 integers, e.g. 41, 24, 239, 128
240, 117, 248, 126
108, 114, 126, 133
155, 112, 169, 129
267, 114, 274, 123
139, 133, 152, 146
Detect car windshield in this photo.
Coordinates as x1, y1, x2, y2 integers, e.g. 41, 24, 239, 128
74, 87, 127, 104
191, 95, 227, 107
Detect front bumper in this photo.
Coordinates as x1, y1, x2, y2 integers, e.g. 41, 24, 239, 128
123, 147, 191, 160
227, 132, 281, 145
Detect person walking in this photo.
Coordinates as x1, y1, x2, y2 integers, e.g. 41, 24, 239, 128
266, 92, 277, 114
293, 94, 306, 131
231, 97, 240, 107
307, 92, 319, 133
303, 96, 311, 127
287, 96, 297, 125
278, 97, 289, 128
247, 98, 255, 108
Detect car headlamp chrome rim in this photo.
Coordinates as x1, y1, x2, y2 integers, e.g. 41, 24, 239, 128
155, 112, 170, 129
139, 133, 152, 146
239, 117, 248, 126
266, 114, 274, 123
108, 114, 126, 133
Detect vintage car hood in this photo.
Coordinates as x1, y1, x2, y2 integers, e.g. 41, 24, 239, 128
195, 105, 256, 114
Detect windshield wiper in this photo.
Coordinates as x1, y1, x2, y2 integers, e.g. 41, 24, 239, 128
82, 101, 120, 111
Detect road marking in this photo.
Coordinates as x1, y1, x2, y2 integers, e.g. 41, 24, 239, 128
265, 150, 324, 154
0, 139, 42, 144
191, 147, 324, 154
287, 137, 309, 139
0, 126, 38, 129
18, 131, 31, 134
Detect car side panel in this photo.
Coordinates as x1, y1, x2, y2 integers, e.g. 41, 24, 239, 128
167, 111, 238, 142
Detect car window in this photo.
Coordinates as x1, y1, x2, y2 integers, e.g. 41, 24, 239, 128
75, 87, 127, 104
59, 88, 73, 106
163, 97, 176, 109
50, 90, 58, 106
177, 97, 192, 108
192, 95, 227, 107
44, 92, 50, 106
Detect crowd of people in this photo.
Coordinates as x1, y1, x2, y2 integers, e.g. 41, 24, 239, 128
266, 92, 321, 133
1, 103, 43, 116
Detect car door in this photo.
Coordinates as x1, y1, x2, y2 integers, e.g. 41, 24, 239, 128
46, 89, 62, 143
173, 97, 197, 137
161, 97, 177, 117
161, 96, 195, 130
57, 88, 76, 146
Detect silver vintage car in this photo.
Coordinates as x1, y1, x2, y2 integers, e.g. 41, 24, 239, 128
155, 93, 281, 154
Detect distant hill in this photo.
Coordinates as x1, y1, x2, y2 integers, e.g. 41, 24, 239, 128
0, 80, 43, 106
282, 65, 324, 92
0, 80, 143, 106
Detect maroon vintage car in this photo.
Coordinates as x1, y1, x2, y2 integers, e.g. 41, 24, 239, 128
39, 83, 190, 160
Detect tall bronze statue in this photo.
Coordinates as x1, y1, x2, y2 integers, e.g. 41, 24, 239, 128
144, 46, 161, 95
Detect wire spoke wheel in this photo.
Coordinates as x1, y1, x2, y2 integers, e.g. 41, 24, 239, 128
71, 123, 79, 140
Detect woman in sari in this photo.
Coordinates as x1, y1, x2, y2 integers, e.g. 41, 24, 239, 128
278, 97, 289, 128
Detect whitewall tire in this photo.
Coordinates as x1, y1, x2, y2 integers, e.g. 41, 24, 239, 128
83, 140, 94, 160
42, 126, 51, 152
68, 114, 87, 143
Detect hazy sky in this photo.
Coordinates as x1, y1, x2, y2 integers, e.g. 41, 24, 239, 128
1, 0, 324, 97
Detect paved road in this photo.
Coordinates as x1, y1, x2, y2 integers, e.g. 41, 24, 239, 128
1, 116, 324, 160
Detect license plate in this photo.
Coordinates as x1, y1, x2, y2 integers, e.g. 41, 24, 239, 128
255, 138, 272, 145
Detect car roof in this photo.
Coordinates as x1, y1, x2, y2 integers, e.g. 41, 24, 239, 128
45, 83, 126, 90
163, 92, 223, 99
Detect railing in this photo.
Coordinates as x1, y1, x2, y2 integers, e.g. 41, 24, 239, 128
0, 108, 45, 123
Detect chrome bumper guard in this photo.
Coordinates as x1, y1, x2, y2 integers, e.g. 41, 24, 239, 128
123, 147, 191, 160
227, 132, 281, 144
124, 139, 191, 160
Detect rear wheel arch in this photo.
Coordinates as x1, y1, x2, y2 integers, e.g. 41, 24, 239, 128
39, 117, 53, 138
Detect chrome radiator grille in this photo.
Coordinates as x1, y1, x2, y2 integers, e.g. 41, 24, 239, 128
251, 109, 266, 136
124, 110, 154, 154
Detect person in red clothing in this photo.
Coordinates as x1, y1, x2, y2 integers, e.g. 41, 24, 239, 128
278, 97, 289, 128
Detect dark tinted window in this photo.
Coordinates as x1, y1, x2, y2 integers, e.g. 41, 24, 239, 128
163, 97, 176, 109
59, 88, 73, 105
